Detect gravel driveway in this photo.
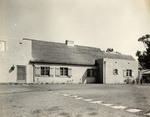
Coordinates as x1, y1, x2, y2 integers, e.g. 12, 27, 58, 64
0, 84, 150, 117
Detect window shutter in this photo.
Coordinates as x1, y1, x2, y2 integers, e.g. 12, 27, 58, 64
35, 67, 41, 76
68, 68, 72, 77
50, 67, 54, 77
55, 67, 60, 77
123, 70, 126, 77
132, 70, 134, 77
113, 69, 115, 75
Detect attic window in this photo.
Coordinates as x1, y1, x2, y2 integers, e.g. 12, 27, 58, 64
0, 41, 6, 51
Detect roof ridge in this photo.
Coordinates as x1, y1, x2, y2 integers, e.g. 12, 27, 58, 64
30, 38, 102, 50
75, 45, 102, 50
29, 39, 65, 45
104, 52, 133, 57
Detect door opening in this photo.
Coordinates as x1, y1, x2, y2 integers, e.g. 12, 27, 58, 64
17, 65, 26, 83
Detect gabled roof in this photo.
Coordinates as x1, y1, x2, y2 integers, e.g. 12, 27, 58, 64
31, 40, 135, 66
97, 52, 135, 61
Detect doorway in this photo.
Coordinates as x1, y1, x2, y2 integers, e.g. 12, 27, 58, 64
17, 65, 26, 83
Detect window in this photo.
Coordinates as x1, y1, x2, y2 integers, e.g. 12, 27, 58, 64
113, 69, 118, 75
0, 41, 6, 51
60, 67, 68, 76
126, 69, 132, 77
41, 67, 50, 76
87, 69, 95, 77
55, 67, 72, 77
35, 66, 54, 77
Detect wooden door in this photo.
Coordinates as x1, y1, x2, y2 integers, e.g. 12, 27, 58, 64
17, 65, 26, 83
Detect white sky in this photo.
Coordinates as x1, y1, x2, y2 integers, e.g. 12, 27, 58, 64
0, 0, 150, 59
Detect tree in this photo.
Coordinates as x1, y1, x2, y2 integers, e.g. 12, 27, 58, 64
106, 48, 114, 52
136, 34, 150, 69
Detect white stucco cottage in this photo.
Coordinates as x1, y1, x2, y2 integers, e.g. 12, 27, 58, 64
0, 38, 138, 84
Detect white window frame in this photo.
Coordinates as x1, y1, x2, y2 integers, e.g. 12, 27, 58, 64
41, 67, 50, 76
87, 69, 95, 77
60, 67, 68, 77
113, 69, 118, 75
126, 69, 132, 77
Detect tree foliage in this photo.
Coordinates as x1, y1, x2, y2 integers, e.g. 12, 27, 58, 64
106, 48, 114, 52
136, 34, 150, 69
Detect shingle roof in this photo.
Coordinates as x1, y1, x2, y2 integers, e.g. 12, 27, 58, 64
98, 52, 135, 61
31, 40, 135, 65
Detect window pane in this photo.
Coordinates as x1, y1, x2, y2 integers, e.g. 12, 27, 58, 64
64, 68, 68, 76
41, 67, 45, 75
129, 70, 132, 76
60, 68, 63, 75
113, 69, 118, 75
60, 67, 68, 76
126, 69, 132, 77
115, 69, 118, 74
45, 67, 50, 75
87, 69, 95, 77
41, 67, 50, 76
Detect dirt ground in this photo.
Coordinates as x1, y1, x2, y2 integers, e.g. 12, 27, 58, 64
0, 84, 150, 117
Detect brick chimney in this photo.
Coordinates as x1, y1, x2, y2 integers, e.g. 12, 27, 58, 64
65, 40, 74, 46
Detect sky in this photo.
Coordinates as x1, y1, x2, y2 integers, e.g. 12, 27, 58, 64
0, 0, 150, 59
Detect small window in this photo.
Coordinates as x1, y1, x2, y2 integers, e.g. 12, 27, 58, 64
60, 67, 68, 76
0, 41, 6, 51
41, 67, 50, 76
113, 69, 118, 75
126, 69, 132, 77
87, 69, 95, 77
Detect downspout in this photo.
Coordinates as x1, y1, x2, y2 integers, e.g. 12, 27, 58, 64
103, 59, 106, 84
33, 63, 35, 82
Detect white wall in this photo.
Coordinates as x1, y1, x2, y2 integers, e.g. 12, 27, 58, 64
34, 64, 97, 84
0, 38, 33, 83
103, 58, 138, 84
